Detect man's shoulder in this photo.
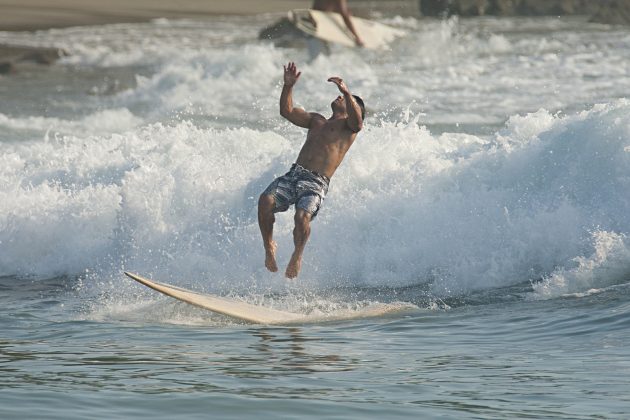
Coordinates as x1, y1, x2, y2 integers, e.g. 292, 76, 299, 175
307, 113, 327, 125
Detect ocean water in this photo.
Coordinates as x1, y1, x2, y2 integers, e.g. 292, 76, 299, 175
1, 12, 630, 419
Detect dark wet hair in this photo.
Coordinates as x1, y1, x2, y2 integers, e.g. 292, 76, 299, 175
352, 95, 365, 120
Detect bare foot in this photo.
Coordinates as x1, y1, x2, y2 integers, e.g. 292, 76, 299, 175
285, 253, 302, 279
264, 241, 278, 272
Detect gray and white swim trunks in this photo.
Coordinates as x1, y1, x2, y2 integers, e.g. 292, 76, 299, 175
262, 163, 330, 218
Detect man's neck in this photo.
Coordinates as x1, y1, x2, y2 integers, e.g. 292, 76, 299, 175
330, 111, 347, 120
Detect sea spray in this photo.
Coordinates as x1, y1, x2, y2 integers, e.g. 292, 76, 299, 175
1, 17, 630, 300
1, 101, 628, 299
532, 230, 630, 299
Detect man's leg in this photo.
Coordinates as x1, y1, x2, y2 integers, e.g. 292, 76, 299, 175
285, 208, 312, 279
258, 194, 278, 272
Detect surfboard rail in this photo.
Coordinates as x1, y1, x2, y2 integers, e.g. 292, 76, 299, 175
124, 272, 418, 325
124, 272, 305, 324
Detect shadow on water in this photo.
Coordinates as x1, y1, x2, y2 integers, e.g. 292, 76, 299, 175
0, 275, 81, 312
0, 322, 358, 396
221, 327, 357, 378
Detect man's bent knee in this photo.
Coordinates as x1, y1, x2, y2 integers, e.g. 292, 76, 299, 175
258, 194, 275, 212
294, 209, 312, 227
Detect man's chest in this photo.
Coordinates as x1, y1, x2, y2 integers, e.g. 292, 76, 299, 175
309, 119, 350, 142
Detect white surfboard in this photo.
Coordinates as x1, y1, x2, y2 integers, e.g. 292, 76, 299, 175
288, 9, 405, 50
124, 272, 416, 325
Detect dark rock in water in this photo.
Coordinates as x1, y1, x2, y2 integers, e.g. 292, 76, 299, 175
418, 0, 630, 23
0, 44, 68, 65
420, 0, 493, 16
0, 44, 68, 75
0, 61, 15, 74
419, 0, 453, 16
420, 0, 520, 17
21, 48, 68, 65
508, 0, 601, 16
591, 0, 630, 25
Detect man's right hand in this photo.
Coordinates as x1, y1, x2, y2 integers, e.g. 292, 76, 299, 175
283, 62, 301, 87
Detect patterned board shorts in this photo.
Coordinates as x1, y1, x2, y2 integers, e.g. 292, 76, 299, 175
262, 163, 330, 219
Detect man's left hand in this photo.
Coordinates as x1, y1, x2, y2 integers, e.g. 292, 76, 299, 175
328, 77, 349, 95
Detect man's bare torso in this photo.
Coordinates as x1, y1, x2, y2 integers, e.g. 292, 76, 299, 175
296, 114, 357, 179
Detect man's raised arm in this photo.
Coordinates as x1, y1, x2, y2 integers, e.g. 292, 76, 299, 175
328, 76, 363, 132
280, 62, 313, 129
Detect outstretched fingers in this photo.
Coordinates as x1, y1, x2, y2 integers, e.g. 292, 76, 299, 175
284, 62, 301, 83
285, 61, 297, 73
327, 76, 348, 93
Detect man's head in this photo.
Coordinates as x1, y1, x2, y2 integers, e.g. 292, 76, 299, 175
331, 95, 366, 120
353, 95, 365, 120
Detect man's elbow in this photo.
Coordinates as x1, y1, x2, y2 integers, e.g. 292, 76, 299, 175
350, 121, 363, 133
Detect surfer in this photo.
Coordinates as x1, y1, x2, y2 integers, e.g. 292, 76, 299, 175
258, 62, 365, 279
312, 0, 364, 47
306, 0, 364, 60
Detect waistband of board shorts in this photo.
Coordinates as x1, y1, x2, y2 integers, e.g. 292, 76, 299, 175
290, 163, 330, 184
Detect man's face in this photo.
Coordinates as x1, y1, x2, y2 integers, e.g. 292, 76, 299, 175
331, 95, 346, 113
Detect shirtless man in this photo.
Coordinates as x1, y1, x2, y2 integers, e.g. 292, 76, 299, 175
258, 62, 365, 279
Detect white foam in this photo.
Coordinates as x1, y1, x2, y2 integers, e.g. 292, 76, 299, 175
531, 231, 630, 299
4, 16, 628, 127
1, 100, 629, 299
2, 16, 630, 301
0, 109, 142, 136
